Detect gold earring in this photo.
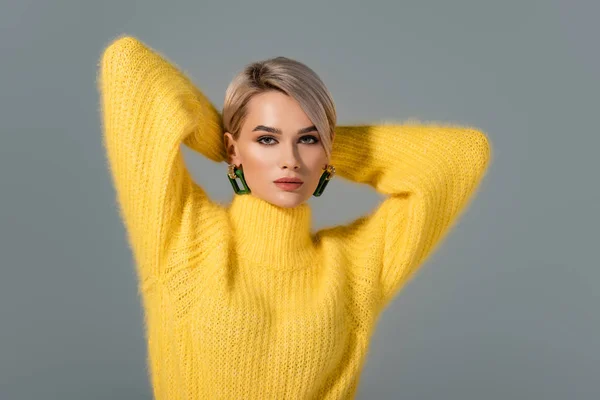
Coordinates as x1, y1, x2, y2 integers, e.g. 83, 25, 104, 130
227, 164, 251, 195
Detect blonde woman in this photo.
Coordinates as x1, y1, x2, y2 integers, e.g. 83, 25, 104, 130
97, 35, 491, 400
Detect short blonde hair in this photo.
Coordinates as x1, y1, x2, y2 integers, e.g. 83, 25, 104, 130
222, 56, 336, 160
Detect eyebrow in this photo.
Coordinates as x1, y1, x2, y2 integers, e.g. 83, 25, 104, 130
252, 125, 318, 135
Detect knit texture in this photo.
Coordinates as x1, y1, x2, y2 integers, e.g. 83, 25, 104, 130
97, 35, 492, 400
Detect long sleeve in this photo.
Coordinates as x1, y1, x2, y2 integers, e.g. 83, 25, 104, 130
97, 35, 227, 282
326, 122, 492, 307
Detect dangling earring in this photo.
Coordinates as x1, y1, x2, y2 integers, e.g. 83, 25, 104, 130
227, 164, 251, 195
313, 164, 336, 197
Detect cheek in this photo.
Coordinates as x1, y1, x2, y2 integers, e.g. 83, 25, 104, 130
240, 146, 274, 176
304, 150, 328, 181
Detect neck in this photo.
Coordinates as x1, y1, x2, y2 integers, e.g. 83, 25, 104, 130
227, 194, 317, 271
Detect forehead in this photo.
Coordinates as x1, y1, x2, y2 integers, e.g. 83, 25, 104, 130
244, 91, 312, 126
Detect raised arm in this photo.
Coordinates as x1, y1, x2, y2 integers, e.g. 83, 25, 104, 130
322, 122, 492, 308
97, 35, 227, 282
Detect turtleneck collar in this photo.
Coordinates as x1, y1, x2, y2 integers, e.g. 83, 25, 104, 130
227, 194, 317, 271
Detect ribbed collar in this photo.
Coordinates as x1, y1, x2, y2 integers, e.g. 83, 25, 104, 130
227, 194, 317, 271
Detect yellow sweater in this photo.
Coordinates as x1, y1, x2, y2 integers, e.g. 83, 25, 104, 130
98, 35, 492, 400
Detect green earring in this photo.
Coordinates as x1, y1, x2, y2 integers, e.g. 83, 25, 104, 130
313, 165, 336, 197
227, 164, 251, 195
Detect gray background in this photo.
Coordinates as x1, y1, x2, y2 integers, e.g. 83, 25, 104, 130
1, 1, 598, 399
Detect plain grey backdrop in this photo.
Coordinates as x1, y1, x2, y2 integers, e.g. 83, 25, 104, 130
1, 0, 598, 399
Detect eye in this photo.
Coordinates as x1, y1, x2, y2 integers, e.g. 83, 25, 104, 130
257, 136, 277, 145
300, 135, 320, 144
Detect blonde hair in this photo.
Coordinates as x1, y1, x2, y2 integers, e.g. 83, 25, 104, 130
222, 56, 336, 160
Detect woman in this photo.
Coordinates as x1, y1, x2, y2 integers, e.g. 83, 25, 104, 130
98, 35, 491, 399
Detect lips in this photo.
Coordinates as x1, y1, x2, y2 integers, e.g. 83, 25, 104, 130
274, 178, 303, 184
274, 180, 303, 191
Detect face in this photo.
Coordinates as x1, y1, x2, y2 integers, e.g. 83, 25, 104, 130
223, 90, 330, 208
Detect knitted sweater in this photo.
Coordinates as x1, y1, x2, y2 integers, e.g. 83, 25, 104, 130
97, 35, 491, 400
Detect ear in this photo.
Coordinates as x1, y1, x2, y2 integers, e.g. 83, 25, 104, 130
223, 132, 241, 165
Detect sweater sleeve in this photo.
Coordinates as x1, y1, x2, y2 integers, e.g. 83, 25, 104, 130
97, 35, 227, 281
326, 122, 492, 308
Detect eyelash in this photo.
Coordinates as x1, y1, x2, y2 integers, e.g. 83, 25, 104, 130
257, 135, 320, 146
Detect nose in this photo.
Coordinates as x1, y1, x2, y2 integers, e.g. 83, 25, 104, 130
279, 143, 301, 170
